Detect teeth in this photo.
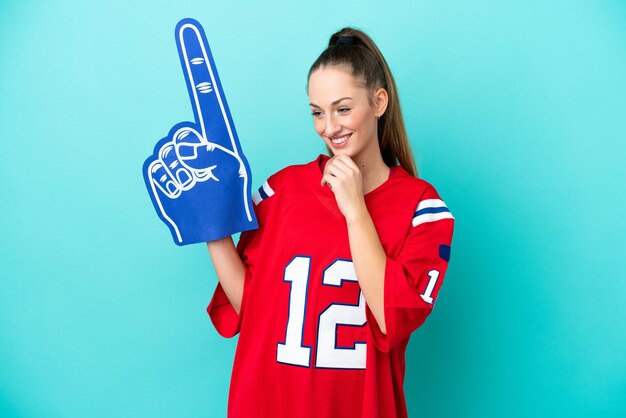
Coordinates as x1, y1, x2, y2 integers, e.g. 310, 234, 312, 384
331, 134, 351, 144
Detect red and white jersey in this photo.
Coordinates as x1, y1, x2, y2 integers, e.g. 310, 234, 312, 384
208, 154, 455, 418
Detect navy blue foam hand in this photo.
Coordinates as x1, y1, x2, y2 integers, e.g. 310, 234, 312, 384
143, 18, 257, 245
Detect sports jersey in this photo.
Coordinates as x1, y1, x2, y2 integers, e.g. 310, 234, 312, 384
207, 154, 455, 418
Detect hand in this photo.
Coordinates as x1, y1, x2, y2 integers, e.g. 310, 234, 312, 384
321, 155, 367, 221
143, 19, 257, 245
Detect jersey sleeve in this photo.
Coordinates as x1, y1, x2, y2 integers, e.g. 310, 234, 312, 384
206, 176, 277, 338
366, 184, 455, 352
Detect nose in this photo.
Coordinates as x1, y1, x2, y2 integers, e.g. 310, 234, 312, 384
324, 114, 342, 137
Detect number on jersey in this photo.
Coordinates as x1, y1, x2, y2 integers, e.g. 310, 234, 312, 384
276, 257, 441, 369
276, 257, 366, 369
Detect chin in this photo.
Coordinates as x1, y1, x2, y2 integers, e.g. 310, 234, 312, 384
329, 148, 353, 158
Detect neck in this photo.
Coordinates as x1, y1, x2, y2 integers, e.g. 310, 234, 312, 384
352, 148, 390, 194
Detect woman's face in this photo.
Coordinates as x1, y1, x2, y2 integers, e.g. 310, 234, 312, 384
308, 66, 382, 162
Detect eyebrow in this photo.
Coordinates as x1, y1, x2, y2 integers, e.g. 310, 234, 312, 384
309, 97, 353, 108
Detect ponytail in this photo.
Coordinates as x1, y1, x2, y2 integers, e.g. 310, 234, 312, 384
307, 27, 418, 178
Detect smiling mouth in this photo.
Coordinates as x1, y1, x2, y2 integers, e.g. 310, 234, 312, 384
330, 133, 352, 145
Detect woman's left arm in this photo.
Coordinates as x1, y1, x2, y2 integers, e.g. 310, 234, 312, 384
345, 210, 388, 334
321, 155, 388, 334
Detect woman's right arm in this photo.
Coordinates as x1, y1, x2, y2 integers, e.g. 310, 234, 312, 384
206, 236, 246, 315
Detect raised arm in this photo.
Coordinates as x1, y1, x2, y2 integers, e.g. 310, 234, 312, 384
206, 176, 276, 337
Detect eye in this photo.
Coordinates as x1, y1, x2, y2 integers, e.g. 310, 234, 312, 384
337, 107, 350, 114
311, 110, 323, 118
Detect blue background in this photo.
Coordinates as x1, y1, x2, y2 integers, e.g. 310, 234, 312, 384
1, 1, 625, 417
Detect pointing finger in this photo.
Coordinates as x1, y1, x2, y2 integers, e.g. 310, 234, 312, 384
176, 19, 238, 153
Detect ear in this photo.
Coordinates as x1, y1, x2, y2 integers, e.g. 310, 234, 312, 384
373, 87, 389, 117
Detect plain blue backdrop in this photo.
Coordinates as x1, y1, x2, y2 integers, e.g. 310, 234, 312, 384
1, 1, 625, 417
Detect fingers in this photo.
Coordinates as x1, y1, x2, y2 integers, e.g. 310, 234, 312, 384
173, 125, 238, 173
321, 155, 360, 183
321, 159, 348, 188
334, 155, 360, 171
321, 173, 336, 190
160, 142, 194, 189
148, 140, 197, 199
148, 159, 181, 199
173, 126, 204, 162
176, 19, 237, 153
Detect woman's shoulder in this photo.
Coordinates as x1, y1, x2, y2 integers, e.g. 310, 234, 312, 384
263, 154, 326, 189
251, 157, 321, 209
387, 165, 442, 197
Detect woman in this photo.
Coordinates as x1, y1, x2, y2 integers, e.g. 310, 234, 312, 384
206, 27, 455, 418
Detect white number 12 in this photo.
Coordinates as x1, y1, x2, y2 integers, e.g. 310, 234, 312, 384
276, 257, 441, 369
276, 257, 366, 370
